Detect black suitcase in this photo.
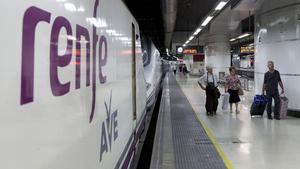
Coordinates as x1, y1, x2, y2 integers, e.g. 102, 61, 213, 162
250, 102, 266, 117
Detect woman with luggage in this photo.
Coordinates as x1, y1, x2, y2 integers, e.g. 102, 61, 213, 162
225, 67, 242, 114
198, 66, 220, 116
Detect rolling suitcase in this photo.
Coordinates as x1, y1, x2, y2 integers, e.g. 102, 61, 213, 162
250, 95, 267, 118
279, 95, 288, 119
222, 93, 230, 110
250, 103, 266, 117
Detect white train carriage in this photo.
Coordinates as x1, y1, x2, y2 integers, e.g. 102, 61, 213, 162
0, 0, 162, 168
141, 35, 163, 109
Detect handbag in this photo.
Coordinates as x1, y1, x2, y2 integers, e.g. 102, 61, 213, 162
238, 87, 244, 96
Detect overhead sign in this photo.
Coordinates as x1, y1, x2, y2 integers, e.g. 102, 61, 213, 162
183, 49, 198, 54
240, 46, 254, 53
176, 46, 203, 54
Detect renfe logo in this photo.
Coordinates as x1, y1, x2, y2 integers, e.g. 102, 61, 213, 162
20, 0, 107, 123
19, 0, 119, 163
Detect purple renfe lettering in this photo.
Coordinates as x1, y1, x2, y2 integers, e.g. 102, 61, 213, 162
76, 25, 91, 89
90, 0, 100, 123
20, 2, 115, 164
20, 7, 51, 105
99, 36, 107, 84
50, 16, 73, 96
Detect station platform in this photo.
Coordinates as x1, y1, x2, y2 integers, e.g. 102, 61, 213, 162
150, 73, 300, 169
150, 74, 228, 169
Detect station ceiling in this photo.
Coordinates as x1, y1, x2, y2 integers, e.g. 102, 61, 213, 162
124, 0, 166, 54
124, 0, 260, 57
173, 0, 219, 39
124, 0, 221, 55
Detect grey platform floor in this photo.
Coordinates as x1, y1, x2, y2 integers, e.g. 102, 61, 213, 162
150, 74, 226, 169
176, 74, 300, 169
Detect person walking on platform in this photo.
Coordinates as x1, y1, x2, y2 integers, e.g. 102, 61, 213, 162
183, 64, 188, 76
198, 66, 220, 116
172, 64, 177, 75
262, 61, 284, 120
225, 67, 242, 114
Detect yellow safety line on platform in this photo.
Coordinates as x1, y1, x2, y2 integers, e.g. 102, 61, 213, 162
192, 108, 234, 169
176, 79, 234, 169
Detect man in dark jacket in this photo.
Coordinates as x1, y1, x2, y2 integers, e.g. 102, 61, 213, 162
262, 61, 284, 120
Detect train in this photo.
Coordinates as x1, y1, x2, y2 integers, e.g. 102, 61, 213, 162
0, 0, 163, 168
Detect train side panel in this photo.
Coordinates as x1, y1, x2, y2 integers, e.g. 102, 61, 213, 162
0, 0, 146, 168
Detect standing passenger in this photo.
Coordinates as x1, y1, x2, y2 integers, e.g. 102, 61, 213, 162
198, 67, 219, 116
225, 67, 241, 114
262, 61, 284, 120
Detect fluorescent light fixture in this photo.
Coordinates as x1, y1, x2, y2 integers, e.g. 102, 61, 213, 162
215, 1, 227, 10
183, 44, 186, 47
193, 28, 202, 35
229, 38, 236, 42
201, 16, 213, 26
188, 36, 194, 41
195, 28, 202, 35
238, 33, 251, 39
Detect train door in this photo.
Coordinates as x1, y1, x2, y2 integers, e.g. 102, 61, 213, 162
132, 23, 137, 127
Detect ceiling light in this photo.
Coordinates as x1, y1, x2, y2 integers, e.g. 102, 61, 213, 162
188, 36, 194, 41
238, 33, 251, 39
229, 38, 236, 42
215, 1, 227, 10
201, 16, 213, 26
193, 28, 202, 35
183, 44, 186, 47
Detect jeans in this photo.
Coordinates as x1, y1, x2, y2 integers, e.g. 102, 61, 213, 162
266, 92, 280, 118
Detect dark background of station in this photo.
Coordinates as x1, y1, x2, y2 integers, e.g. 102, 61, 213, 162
124, 0, 166, 54
123, 0, 220, 57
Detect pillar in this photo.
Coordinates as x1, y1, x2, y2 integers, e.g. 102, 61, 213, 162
204, 34, 231, 77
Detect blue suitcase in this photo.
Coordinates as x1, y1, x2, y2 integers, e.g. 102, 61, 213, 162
250, 95, 267, 117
